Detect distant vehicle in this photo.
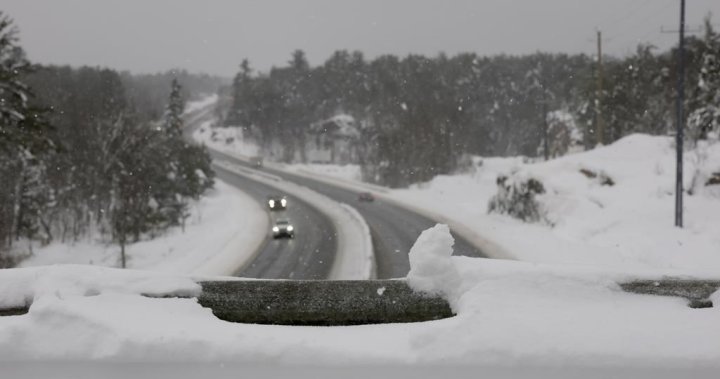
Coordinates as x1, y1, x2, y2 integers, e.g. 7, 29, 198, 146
272, 219, 295, 239
249, 156, 263, 168
358, 192, 375, 202
267, 195, 287, 210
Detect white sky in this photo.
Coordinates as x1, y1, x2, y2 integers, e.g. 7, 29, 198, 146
3, 0, 719, 77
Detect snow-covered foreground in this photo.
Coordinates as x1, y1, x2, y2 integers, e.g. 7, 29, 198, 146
18, 180, 268, 276
1, 227, 718, 373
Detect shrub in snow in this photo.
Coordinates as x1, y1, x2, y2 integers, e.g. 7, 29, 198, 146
488, 175, 547, 223
537, 110, 584, 159
708, 173, 720, 186
578, 168, 615, 186
406, 224, 461, 304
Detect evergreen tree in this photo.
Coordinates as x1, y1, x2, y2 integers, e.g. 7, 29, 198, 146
687, 17, 720, 141
0, 12, 53, 259
165, 78, 185, 137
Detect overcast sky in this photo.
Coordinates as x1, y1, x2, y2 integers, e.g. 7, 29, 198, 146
3, 0, 719, 77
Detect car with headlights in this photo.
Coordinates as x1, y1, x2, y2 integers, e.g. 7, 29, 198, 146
272, 219, 295, 239
267, 195, 287, 210
357, 192, 375, 202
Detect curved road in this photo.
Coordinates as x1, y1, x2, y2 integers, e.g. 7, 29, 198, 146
210, 150, 486, 279
213, 165, 337, 280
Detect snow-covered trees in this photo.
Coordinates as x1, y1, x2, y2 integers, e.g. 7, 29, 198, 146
219, 16, 714, 187
0, 12, 54, 264
687, 18, 720, 142
0, 11, 216, 266
111, 79, 214, 266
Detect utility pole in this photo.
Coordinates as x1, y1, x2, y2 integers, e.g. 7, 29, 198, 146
660, 2, 701, 228
675, 0, 686, 228
543, 101, 549, 160
596, 30, 605, 146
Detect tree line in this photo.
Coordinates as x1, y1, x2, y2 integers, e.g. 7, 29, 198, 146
224, 17, 719, 187
0, 12, 215, 267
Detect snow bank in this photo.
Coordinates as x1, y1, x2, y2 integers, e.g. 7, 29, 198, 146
287, 163, 362, 182
19, 180, 268, 277
0, 265, 199, 310
1, 255, 719, 369
393, 135, 720, 273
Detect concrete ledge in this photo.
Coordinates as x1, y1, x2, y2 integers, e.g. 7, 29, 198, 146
620, 279, 720, 308
197, 280, 453, 325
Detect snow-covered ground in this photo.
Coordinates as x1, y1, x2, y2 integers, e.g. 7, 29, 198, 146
390, 135, 720, 274
18, 180, 268, 276
1, 227, 718, 373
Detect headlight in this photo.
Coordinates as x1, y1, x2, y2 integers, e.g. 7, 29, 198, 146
286, 226, 294, 231
280, 199, 287, 206
269, 200, 275, 207
272, 227, 279, 232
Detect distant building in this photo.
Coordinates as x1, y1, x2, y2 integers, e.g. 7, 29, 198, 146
306, 115, 360, 164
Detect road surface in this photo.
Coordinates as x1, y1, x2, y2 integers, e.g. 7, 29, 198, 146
213, 164, 337, 280
210, 150, 486, 279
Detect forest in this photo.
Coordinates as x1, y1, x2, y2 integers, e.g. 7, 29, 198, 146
223, 17, 719, 187
0, 12, 219, 265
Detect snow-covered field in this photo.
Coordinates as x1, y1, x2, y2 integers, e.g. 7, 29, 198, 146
18, 180, 268, 276
1, 227, 718, 374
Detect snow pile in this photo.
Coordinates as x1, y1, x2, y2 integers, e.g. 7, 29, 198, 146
392, 135, 720, 273
1, 256, 719, 369
0, 265, 199, 310
406, 224, 461, 303
285, 163, 362, 182
19, 181, 267, 276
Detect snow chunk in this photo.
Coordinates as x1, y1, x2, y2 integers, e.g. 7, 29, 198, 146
711, 289, 720, 310
0, 265, 200, 309
406, 224, 461, 303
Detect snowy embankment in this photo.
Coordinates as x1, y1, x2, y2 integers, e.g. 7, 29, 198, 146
19, 180, 269, 277
213, 160, 374, 280
1, 227, 719, 370
392, 135, 720, 274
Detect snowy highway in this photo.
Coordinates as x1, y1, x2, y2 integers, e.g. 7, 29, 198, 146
213, 164, 337, 279
209, 149, 486, 279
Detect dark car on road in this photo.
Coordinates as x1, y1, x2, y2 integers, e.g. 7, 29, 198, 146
357, 192, 375, 202
267, 195, 287, 210
272, 219, 295, 239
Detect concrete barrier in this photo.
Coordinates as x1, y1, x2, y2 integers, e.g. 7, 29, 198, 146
197, 279, 453, 325
620, 279, 720, 308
